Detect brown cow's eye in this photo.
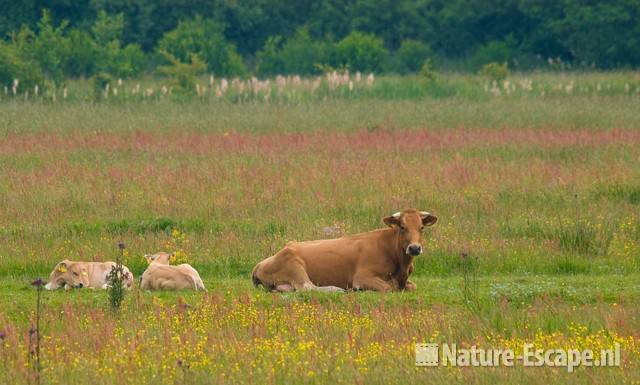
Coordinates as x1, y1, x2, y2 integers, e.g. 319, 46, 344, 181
399, 225, 406, 231
73, 272, 78, 276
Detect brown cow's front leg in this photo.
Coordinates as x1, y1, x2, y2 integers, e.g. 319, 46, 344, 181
274, 284, 295, 292
353, 276, 393, 292
404, 280, 417, 291
393, 263, 416, 291
387, 276, 416, 291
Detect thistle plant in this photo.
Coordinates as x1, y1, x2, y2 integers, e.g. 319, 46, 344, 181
107, 242, 127, 312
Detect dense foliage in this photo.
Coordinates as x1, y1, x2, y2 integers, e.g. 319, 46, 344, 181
0, 0, 638, 86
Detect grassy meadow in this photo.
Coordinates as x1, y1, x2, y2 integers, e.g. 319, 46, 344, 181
0, 72, 639, 384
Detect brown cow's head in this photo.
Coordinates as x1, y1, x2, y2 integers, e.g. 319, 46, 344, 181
383, 209, 438, 256
44, 260, 89, 290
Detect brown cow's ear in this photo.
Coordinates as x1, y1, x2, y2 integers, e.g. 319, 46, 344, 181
420, 212, 438, 227
383, 212, 402, 227
57, 261, 69, 273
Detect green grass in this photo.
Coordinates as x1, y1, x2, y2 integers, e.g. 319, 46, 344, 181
3, 95, 640, 135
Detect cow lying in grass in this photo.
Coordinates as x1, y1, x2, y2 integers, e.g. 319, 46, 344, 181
140, 252, 207, 291
45, 260, 134, 290
252, 209, 437, 292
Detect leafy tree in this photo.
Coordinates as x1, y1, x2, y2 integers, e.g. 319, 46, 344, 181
64, 29, 98, 77
545, 0, 640, 68
255, 36, 285, 76
335, 31, 388, 72
2, 0, 640, 75
29, 11, 70, 84
157, 16, 246, 77
91, 11, 145, 78
0, 39, 44, 91
257, 28, 333, 76
92, 10, 125, 46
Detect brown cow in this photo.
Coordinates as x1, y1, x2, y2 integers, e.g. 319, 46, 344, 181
252, 209, 437, 292
140, 252, 207, 291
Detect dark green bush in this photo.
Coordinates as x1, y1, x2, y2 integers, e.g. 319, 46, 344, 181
92, 12, 146, 78
396, 40, 432, 73
29, 11, 70, 84
64, 30, 98, 77
257, 28, 333, 76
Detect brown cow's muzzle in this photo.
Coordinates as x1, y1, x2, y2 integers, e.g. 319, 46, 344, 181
407, 243, 423, 256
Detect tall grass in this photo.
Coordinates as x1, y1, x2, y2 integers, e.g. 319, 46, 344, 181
1, 72, 639, 104
0, 288, 639, 385
0, 124, 638, 277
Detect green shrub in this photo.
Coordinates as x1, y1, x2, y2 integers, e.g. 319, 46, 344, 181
104, 42, 146, 78
157, 16, 246, 77
396, 39, 432, 73
479, 62, 510, 81
420, 59, 437, 81
335, 31, 388, 72
471, 38, 517, 69
0, 40, 44, 92
91, 72, 112, 100
157, 51, 207, 94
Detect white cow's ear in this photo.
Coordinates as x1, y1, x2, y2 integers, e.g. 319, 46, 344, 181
383, 212, 402, 227
420, 211, 438, 227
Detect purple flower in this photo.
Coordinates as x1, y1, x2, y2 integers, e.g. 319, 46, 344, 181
118, 242, 126, 250
31, 278, 44, 287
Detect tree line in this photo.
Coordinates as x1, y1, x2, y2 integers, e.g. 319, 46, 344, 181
1, 0, 639, 88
